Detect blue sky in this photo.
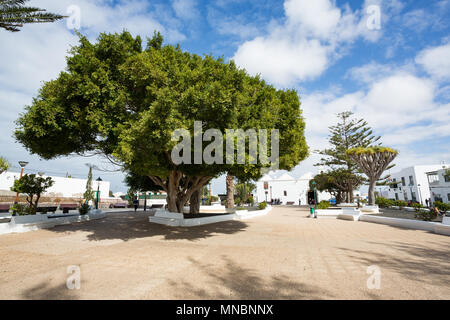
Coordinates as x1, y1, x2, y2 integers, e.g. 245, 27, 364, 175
0, 0, 449, 194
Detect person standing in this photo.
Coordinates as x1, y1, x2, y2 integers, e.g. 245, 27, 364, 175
133, 198, 139, 212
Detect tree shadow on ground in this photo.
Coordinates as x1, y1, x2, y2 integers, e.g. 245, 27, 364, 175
21, 281, 79, 300
47, 212, 248, 242
338, 240, 450, 285
166, 256, 332, 299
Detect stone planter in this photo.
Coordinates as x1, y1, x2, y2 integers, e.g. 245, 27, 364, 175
11, 214, 48, 225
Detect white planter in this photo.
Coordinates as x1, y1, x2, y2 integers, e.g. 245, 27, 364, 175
11, 214, 48, 225
443, 216, 450, 226
361, 205, 379, 214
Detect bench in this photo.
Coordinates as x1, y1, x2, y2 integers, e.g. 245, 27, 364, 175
36, 206, 58, 213
286, 201, 295, 205
0, 204, 10, 213
59, 203, 78, 214
151, 204, 165, 209
109, 202, 127, 208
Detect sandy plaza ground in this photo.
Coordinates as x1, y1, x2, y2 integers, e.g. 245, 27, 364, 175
0, 206, 449, 300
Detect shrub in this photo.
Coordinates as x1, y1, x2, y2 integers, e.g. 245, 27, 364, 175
435, 201, 450, 213
11, 203, 35, 216
415, 208, 437, 221
78, 202, 90, 215
411, 203, 424, 212
394, 200, 408, 208
258, 201, 267, 210
246, 196, 254, 205
317, 200, 330, 209
375, 197, 394, 208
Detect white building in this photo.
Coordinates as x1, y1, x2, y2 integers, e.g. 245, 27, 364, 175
426, 168, 450, 204
0, 171, 111, 199
255, 172, 332, 205
383, 165, 445, 204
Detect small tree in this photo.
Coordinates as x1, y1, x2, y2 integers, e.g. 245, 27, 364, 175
11, 174, 54, 213
347, 147, 398, 206
83, 166, 95, 204
0, 156, 10, 174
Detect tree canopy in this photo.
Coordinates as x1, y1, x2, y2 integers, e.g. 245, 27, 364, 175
15, 31, 308, 213
0, 0, 65, 32
347, 146, 398, 205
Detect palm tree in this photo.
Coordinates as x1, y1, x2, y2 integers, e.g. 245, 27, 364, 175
0, 0, 65, 32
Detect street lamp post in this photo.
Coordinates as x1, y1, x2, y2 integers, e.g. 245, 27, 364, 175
14, 161, 29, 204
312, 181, 317, 218
95, 177, 102, 210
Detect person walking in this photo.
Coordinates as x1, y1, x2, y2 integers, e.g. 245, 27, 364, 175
133, 198, 139, 212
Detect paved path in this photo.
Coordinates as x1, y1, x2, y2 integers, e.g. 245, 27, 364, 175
0, 207, 449, 299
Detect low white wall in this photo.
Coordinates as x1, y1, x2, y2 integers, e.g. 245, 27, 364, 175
359, 215, 450, 236
0, 211, 106, 235
149, 206, 273, 227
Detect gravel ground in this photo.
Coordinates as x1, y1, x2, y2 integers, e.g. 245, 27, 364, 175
0, 206, 449, 300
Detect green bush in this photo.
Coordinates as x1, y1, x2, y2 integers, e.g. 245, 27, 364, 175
435, 201, 450, 212
246, 196, 254, 205
415, 209, 437, 221
11, 203, 35, 216
375, 197, 394, 208
258, 201, 267, 210
394, 200, 408, 208
78, 202, 90, 215
317, 200, 330, 209
411, 203, 424, 212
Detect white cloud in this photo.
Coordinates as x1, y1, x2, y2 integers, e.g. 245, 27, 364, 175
232, 0, 384, 86
416, 43, 450, 80
172, 0, 199, 21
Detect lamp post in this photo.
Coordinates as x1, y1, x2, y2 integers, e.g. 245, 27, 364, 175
95, 177, 102, 210
14, 161, 29, 204
312, 180, 317, 218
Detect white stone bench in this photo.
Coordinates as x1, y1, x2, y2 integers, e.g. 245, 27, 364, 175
361, 205, 379, 214
337, 208, 361, 221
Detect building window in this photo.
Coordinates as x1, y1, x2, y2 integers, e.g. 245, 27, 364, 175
401, 177, 406, 186
448, 194, 450, 202
395, 193, 399, 200
428, 173, 439, 184
445, 175, 450, 183
409, 176, 414, 185
412, 192, 416, 202
283, 191, 287, 196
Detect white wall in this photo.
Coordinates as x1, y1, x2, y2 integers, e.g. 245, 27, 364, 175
429, 168, 450, 204
255, 172, 331, 205
0, 172, 110, 199
385, 165, 444, 204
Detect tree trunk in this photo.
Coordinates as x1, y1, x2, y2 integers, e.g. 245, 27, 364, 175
226, 174, 235, 209
189, 189, 201, 214
368, 179, 376, 206
166, 188, 179, 213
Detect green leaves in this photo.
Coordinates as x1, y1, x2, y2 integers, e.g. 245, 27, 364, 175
0, 156, 10, 174
0, 0, 65, 32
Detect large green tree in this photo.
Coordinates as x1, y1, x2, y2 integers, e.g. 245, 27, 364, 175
0, 0, 65, 32
15, 31, 308, 213
316, 111, 380, 202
